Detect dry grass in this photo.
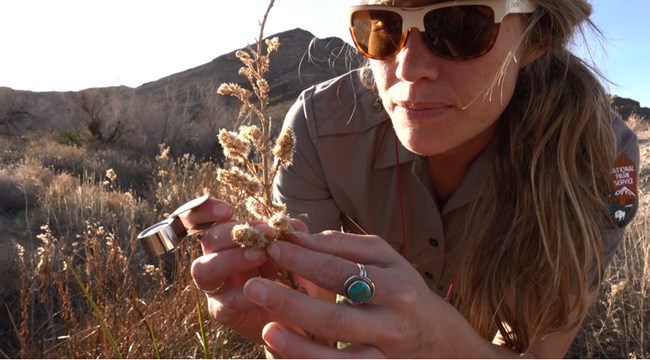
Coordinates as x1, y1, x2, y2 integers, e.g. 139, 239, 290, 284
0, 138, 265, 358
0, 114, 647, 358
568, 211, 650, 358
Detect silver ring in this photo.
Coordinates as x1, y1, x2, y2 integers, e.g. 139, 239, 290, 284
343, 263, 375, 304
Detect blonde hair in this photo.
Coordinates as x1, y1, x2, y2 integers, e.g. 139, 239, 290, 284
457, 0, 616, 352
358, 0, 617, 352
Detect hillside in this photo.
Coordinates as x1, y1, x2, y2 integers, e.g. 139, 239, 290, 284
0, 28, 363, 157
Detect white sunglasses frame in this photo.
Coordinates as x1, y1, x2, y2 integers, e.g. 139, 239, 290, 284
348, 0, 538, 60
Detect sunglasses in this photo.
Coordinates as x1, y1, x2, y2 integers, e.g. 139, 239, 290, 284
349, 0, 537, 60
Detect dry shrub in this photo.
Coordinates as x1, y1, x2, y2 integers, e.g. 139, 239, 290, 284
0, 176, 38, 216
11, 220, 251, 358
0, 158, 48, 216
2, 139, 260, 358
627, 113, 650, 133
568, 210, 650, 358
25, 136, 88, 176
39, 171, 155, 250
153, 144, 224, 213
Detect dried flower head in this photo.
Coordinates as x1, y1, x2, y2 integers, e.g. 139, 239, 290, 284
143, 264, 160, 277
258, 56, 270, 74
273, 128, 295, 165
239, 125, 263, 144
156, 144, 170, 161
217, 167, 263, 196
232, 223, 268, 249
238, 66, 255, 82
235, 50, 254, 67
268, 212, 292, 241
15, 243, 25, 263
218, 129, 251, 161
256, 78, 269, 97
105, 168, 117, 183
266, 37, 281, 53
217, 83, 252, 103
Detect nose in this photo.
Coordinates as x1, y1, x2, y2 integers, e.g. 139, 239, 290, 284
395, 29, 441, 83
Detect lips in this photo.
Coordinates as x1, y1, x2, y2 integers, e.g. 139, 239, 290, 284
393, 101, 454, 120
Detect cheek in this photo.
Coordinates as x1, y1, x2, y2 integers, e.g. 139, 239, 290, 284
369, 60, 392, 94
453, 53, 521, 114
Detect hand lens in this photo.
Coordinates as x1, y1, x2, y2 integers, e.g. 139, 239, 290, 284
138, 195, 210, 257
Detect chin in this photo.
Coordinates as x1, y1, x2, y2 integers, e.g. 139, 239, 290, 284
397, 129, 457, 156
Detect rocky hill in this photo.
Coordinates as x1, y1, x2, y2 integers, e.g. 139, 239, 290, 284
611, 96, 650, 120
0, 28, 363, 157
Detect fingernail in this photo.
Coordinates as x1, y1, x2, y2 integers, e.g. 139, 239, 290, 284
266, 242, 280, 261
263, 325, 286, 351
245, 278, 268, 303
244, 248, 265, 261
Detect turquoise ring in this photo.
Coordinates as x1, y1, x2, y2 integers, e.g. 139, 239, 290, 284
343, 263, 375, 304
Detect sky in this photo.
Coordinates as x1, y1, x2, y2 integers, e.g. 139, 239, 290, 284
1, 0, 648, 107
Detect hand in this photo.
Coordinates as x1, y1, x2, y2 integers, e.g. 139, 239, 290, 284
182, 198, 311, 344
240, 231, 491, 358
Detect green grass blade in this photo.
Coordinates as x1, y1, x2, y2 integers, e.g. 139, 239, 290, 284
129, 297, 161, 359
60, 250, 123, 359
194, 288, 211, 359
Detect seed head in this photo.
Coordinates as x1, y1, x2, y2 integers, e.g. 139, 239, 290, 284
105, 168, 117, 183
217, 83, 252, 103
232, 223, 268, 249
266, 37, 281, 53
217, 167, 262, 196
273, 128, 295, 165
268, 212, 293, 241
239, 125, 262, 144
235, 50, 254, 67
218, 129, 251, 161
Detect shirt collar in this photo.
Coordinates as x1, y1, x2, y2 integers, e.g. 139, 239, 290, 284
440, 143, 493, 214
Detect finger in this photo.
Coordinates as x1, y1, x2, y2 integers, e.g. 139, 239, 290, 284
290, 218, 309, 233
200, 218, 301, 254
180, 198, 233, 228
199, 219, 266, 253
244, 277, 388, 344
289, 231, 397, 266
207, 287, 260, 324
266, 240, 391, 304
191, 248, 267, 291
262, 322, 384, 359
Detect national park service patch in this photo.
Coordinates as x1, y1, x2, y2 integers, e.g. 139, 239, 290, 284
609, 153, 638, 227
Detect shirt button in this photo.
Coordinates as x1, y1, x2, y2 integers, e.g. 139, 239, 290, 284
437, 285, 444, 291
372, 99, 383, 113
424, 272, 434, 279
429, 238, 439, 247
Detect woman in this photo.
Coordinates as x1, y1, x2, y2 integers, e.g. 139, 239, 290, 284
188, 0, 640, 357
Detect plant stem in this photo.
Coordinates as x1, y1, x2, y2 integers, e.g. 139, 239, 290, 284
194, 288, 212, 359
60, 249, 123, 359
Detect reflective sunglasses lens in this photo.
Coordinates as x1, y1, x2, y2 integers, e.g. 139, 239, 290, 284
351, 10, 404, 59
424, 5, 496, 59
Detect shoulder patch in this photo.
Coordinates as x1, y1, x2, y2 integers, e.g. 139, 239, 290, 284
608, 153, 638, 227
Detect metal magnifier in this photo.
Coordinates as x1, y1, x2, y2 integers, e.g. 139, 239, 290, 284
138, 195, 210, 257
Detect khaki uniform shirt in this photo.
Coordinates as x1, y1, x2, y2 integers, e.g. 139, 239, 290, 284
275, 71, 640, 298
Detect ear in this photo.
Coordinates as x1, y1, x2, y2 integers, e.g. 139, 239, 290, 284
519, 40, 550, 68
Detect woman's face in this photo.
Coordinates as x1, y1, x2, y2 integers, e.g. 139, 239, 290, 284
369, 0, 532, 157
